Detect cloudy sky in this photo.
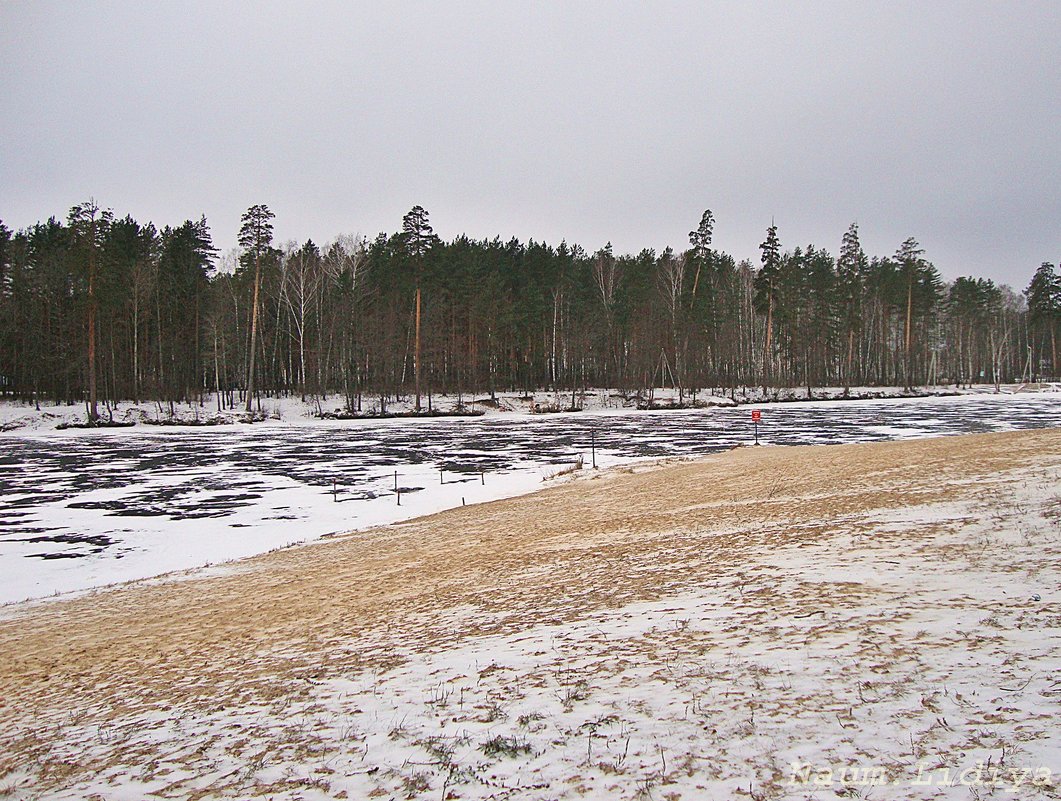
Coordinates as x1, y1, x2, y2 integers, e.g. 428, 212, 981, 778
1, 1, 1058, 285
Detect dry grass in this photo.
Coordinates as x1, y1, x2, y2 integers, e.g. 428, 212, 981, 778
1, 428, 1059, 798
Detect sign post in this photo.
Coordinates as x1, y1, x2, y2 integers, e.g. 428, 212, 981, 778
751, 409, 761, 445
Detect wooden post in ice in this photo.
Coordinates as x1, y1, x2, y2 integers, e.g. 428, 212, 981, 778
440, 469, 444, 485
591, 430, 597, 469
480, 470, 485, 485
397, 487, 401, 506
332, 477, 337, 502
393, 470, 398, 491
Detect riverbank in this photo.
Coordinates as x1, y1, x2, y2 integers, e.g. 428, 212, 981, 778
5, 392, 1061, 605
1, 428, 1059, 799
2, 383, 1042, 432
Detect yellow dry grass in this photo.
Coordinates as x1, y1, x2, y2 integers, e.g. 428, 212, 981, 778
1, 428, 1059, 797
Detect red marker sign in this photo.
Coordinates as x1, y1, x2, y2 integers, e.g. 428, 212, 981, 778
751, 409, 762, 422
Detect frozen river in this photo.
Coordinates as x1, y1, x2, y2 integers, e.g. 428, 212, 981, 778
2, 393, 1060, 603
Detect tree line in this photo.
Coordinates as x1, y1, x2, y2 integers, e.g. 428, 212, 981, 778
0, 202, 1058, 419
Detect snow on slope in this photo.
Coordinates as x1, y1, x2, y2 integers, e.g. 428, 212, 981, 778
1, 434, 1057, 799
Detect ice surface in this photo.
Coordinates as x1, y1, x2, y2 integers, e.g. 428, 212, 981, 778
1, 391, 1060, 604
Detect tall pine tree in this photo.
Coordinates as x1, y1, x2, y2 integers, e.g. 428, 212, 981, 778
1026, 262, 1060, 377
401, 206, 438, 411
238, 204, 275, 413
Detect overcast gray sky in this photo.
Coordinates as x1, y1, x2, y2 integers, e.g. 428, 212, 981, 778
1, 1, 1058, 285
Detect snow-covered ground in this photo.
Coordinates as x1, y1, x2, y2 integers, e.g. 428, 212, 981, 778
0, 387, 733, 432
1, 429, 1057, 800
2, 392, 1061, 605
245, 463, 1059, 800
2, 384, 1052, 433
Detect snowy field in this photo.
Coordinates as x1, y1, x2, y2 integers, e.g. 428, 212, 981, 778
0, 429, 1057, 800
2, 392, 1061, 604
0, 385, 986, 432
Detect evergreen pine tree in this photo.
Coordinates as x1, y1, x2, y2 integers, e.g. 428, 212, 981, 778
238, 204, 275, 413
401, 206, 438, 411
837, 223, 867, 388
1026, 262, 1060, 377
754, 224, 782, 386
68, 200, 114, 421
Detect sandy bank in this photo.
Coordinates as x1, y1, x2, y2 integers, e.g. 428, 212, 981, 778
2, 429, 1059, 799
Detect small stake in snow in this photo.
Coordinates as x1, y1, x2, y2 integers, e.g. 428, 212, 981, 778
396, 487, 401, 506
591, 429, 597, 469
480, 470, 485, 485
393, 470, 398, 491
332, 477, 337, 502
751, 409, 761, 445
440, 469, 444, 485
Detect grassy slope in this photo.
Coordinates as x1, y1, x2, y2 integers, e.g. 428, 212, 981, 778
1, 429, 1059, 799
